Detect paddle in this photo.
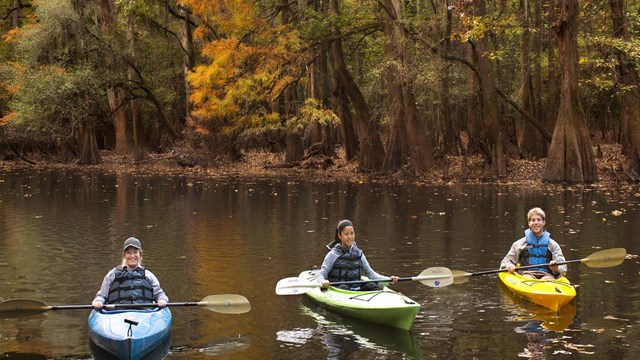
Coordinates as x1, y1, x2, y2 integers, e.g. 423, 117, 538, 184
275, 267, 453, 295
0, 294, 251, 319
451, 247, 627, 284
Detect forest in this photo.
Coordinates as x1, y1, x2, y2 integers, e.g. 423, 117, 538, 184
0, 0, 639, 184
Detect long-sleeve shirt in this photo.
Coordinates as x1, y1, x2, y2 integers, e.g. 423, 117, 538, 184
92, 266, 169, 304
317, 244, 386, 283
500, 237, 568, 275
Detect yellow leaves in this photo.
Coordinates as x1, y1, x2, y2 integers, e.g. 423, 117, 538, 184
182, 0, 304, 135
2, 28, 22, 44
0, 112, 18, 127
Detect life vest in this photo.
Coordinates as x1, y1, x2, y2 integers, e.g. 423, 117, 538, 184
107, 266, 154, 304
327, 243, 362, 284
518, 229, 553, 273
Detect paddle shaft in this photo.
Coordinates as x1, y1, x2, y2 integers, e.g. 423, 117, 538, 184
329, 275, 438, 286
469, 259, 582, 277
48, 302, 202, 311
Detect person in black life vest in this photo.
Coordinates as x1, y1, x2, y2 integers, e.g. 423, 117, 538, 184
500, 208, 567, 280
318, 219, 399, 291
92, 237, 168, 309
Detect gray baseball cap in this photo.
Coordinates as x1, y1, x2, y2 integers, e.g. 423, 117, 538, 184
123, 237, 142, 250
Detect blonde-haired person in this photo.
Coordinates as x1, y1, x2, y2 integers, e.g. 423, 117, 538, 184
319, 220, 399, 291
500, 208, 567, 280
92, 237, 168, 309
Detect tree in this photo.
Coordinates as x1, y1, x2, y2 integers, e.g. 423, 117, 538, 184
543, 0, 597, 183
610, 0, 640, 181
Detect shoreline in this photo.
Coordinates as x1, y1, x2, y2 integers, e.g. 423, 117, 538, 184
0, 143, 632, 187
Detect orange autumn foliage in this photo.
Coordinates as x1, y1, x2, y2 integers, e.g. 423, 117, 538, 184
180, 0, 303, 135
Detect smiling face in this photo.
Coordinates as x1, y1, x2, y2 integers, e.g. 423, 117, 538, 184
123, 247, 142, 269
338, 226, 355, 250
528, 214, 545, 236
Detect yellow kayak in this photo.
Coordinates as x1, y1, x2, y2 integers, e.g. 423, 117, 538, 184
498, 272, 576, 311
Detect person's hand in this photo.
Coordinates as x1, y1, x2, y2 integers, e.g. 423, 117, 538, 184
506, 264, 516, 273
389, 276, 399, 285
321, 280, 330, 289
92, 300, 103, 309
157, 299, 167, 307
549, 260, 558, 273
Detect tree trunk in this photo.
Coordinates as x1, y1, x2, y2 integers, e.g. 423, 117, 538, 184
475, 0, 508, 178
610, 0, 640, 181
545, 0, 560, 132
78, 123, 102, 165
108, 88, 129, 155
520, 0, 546, 159
182, 5, 195, 124
329, 0, 385, 171
99, 0, 130, 155
331, 73, 359, 161
466, 45, 482, 154
127, 14, 144, 161
440, 3, 460, 156
543, 0, 597, 183
389, 0, 433, 173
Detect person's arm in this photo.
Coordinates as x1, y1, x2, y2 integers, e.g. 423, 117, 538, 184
548, 240, 568, 275
360, 254, 386, 281
145, 270, 168, 305
318, 251, 338, 282
500, 240, 523, 271
92, 269, 115, 308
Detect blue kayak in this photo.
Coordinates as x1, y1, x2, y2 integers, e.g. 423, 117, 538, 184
88, 307, 172, 360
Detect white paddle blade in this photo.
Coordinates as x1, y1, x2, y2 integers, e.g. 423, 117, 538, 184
199, 294, 252, 314
275, 277, 320, 295
451, 270, 472, 284
413, 267, 454, 287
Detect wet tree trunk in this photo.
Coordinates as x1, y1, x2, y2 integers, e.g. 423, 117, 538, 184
543, 0, 597, 183
610, 0, 640, 181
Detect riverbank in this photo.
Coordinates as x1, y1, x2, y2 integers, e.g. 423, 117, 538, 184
0, 143, 631, 187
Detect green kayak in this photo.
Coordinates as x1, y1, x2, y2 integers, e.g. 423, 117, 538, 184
298, 270, 420, 330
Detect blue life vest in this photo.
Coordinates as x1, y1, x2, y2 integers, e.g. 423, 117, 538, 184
327, 243, 362, 284
107, 266, 154, 304
519, 229, 553, 273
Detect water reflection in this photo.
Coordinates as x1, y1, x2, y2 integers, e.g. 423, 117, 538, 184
276, 300, 420, 359
500, 284, 577, 332
1, 169, 639, 359
90, 336, 171, 360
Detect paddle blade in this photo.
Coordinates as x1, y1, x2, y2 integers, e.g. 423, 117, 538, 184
582, 248, 626, 268
275, 277, 319, 296
414, 267, 454, 287
451, 270, 472, 285
0, 299, 49, 319
199, 294, 251, 314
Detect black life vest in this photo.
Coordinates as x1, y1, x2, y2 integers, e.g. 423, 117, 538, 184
327, 244, 362, 283
107, 266, 154, 304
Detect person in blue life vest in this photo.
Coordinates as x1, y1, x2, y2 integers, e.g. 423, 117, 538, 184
318, 219, 399, 291
92, 237, 168, 309
500, 208, 567, 280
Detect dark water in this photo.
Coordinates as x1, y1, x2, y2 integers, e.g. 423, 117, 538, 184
0, 169, 639, 359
